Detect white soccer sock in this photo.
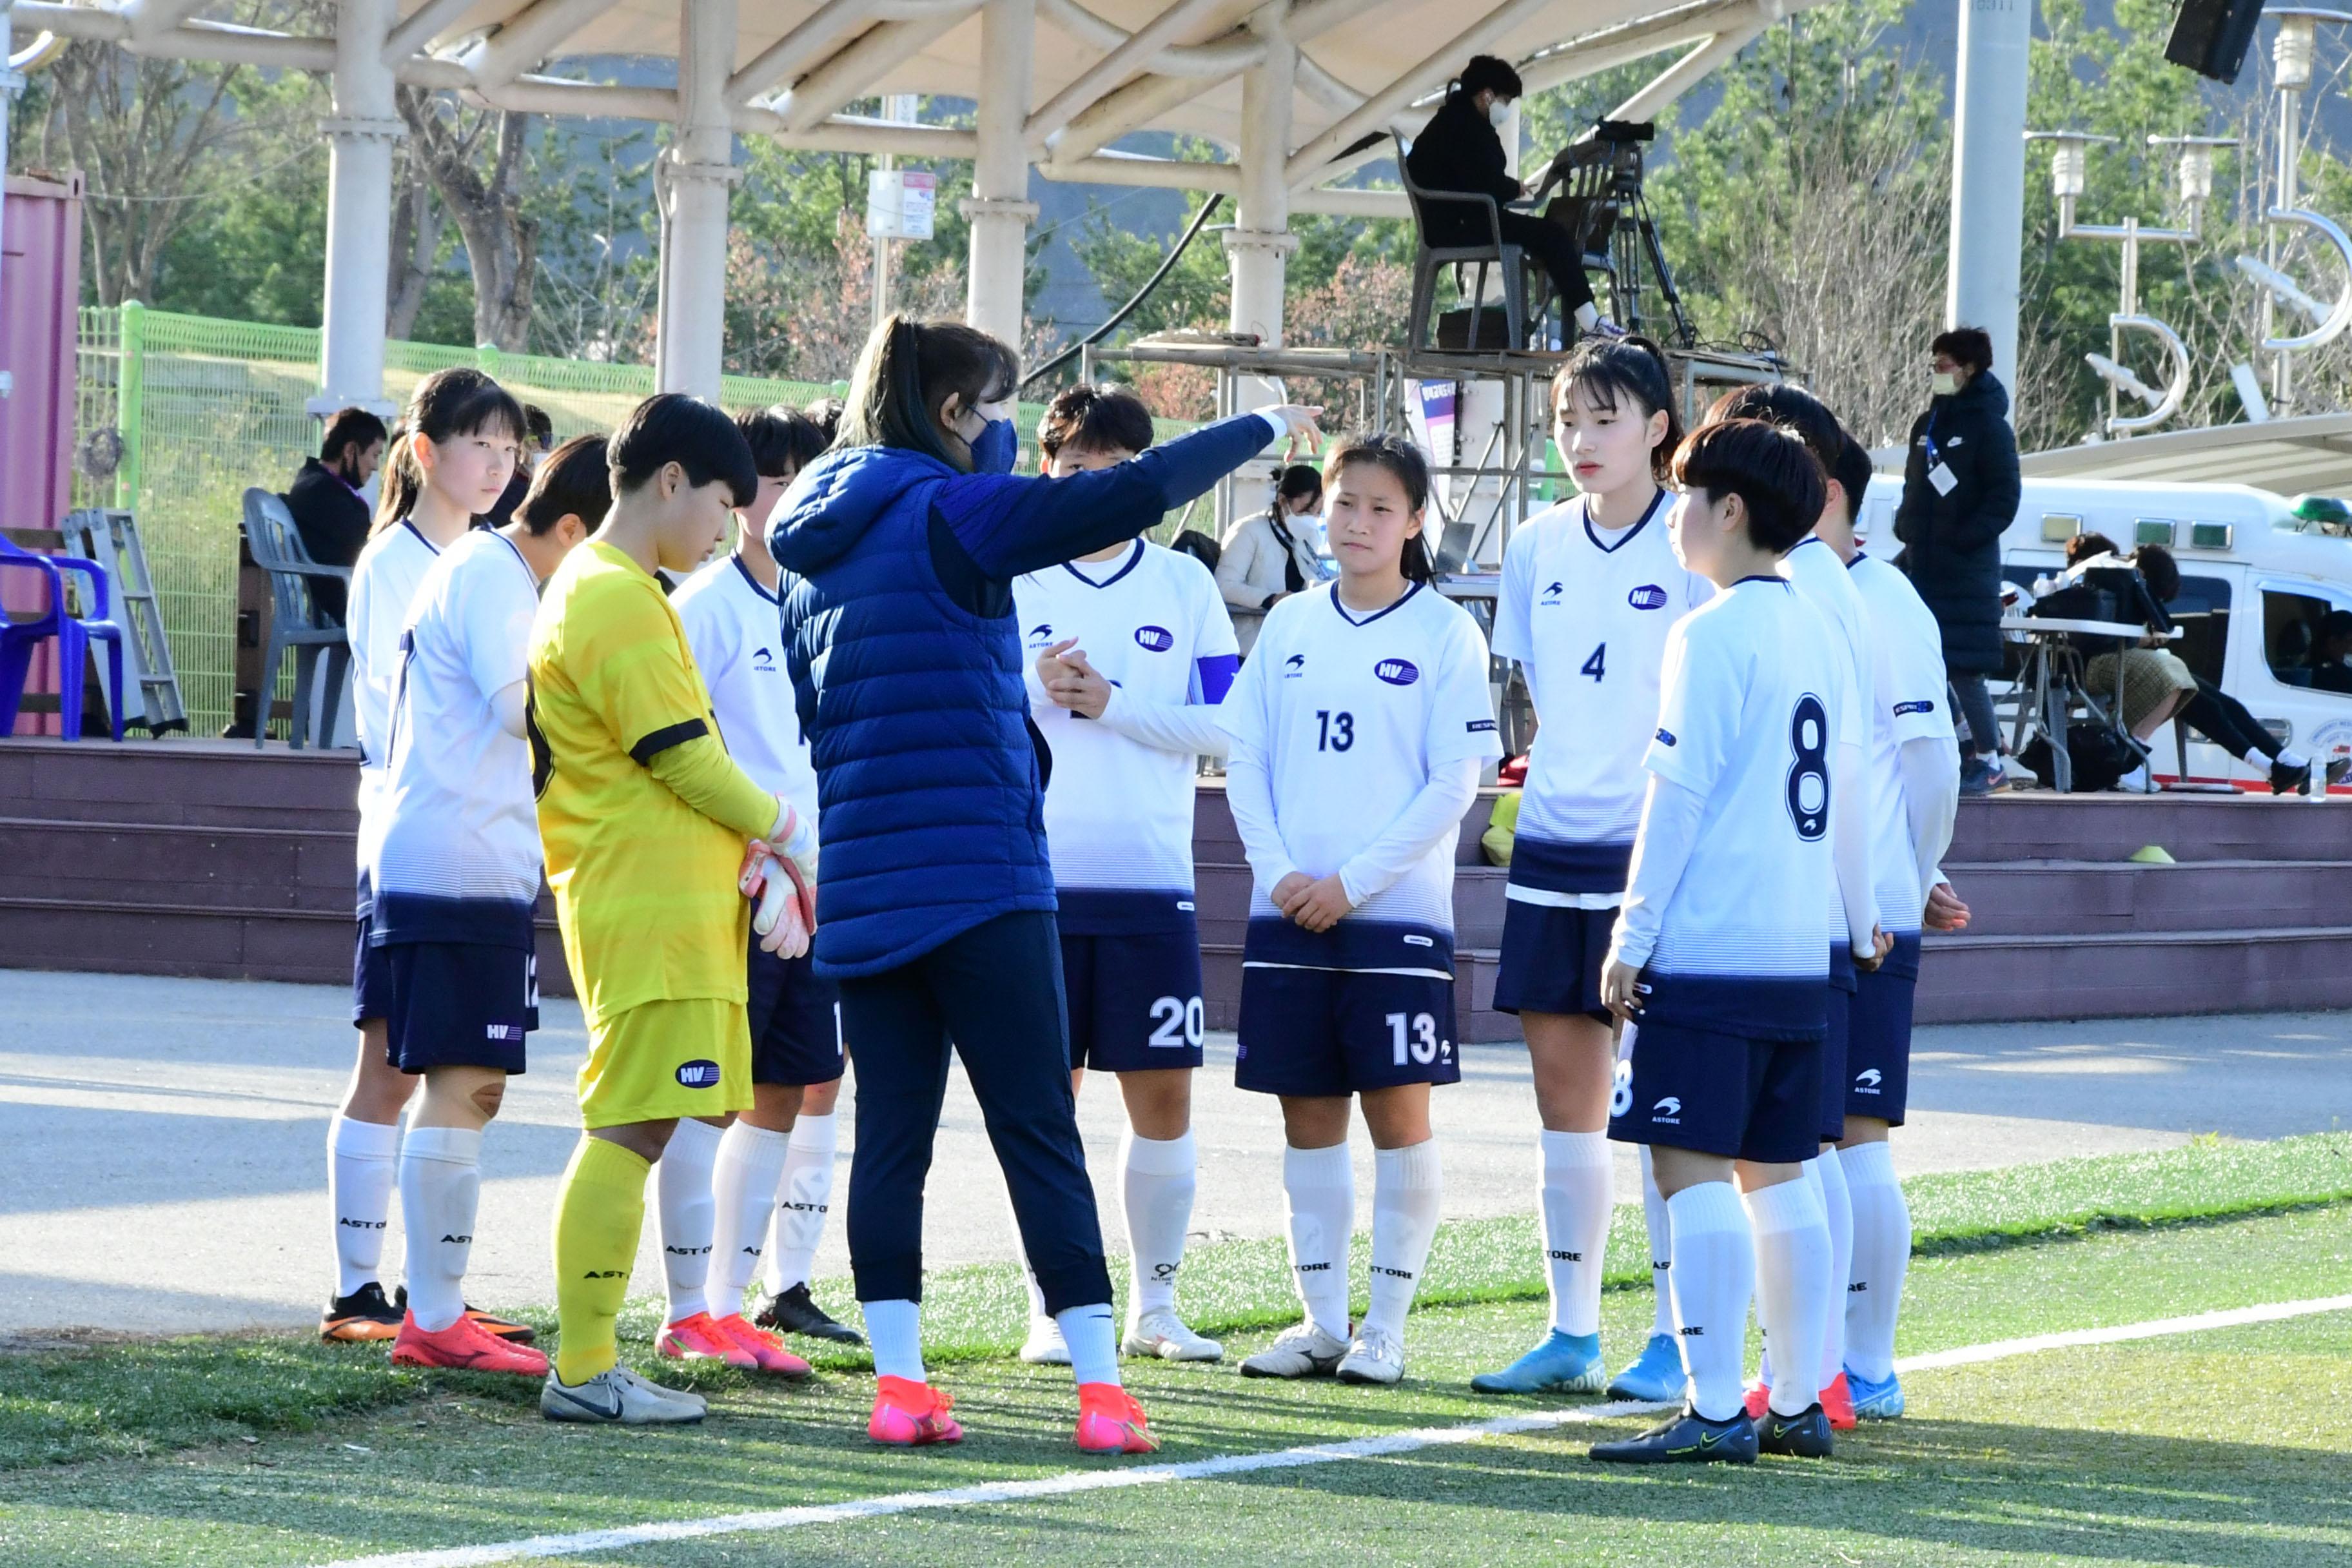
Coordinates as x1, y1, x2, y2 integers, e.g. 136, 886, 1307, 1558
764, 1111, 838, 1296
1839, 1141, 1910, 1382
1121, 1128, 1197, 1318
328, 1114, 400, 1298
1574, 301, 1600, 330
396, 1124, 481, 1334
1640, 1145, 1675, 1339
1362, 1139, 1443, 1344
1814, 1151, 1854, 1391
1747, 1175, 1832, 1420
655, 1116, 723, 1325
1057, 1303, 1121, 1387
1665, 1181, 1753, 1422
707, 1120, 792, 1318
2278, 747, 2309, 770
864, 1298, 923, 1382
1282, 1142, 1356, 1340
1539, 1130, 1612, 1337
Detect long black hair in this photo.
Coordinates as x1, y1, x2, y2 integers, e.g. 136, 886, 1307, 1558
372, 368, 526, 533
1554, 336, 1683, 482
837, 315, 1020, 472
1324, 431, 1436, 583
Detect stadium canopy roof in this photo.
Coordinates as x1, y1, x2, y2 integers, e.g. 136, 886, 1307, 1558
2020, 413, 2352, 499
5, 0, 1808, 412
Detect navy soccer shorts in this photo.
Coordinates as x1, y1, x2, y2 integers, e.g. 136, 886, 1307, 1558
1608, 1019, 1822, 1166
1493, 900, 1618, 1024
747, 938, 847, 1087
1061, 929, 1206, 1073
1235, 966, 1461, 1097
381, 941, 536, 1075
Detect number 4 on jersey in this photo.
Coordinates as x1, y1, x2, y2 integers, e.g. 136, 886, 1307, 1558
1580, 643, 1606, 681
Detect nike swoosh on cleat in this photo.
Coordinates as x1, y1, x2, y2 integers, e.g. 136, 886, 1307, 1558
551, 1384, 623, 1419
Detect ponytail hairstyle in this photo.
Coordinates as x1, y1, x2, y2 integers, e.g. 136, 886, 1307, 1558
1554, 335, 1683, 482
1324, 431, 1436, 584
836, 314, 1021, 472
514, 435, 612, 537
370, 367, 527, 533
1669, 418, 1825, 555
1268, 463, 1322, 525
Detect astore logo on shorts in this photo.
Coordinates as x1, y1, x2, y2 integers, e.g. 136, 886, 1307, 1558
1854, 1067, 1883, 1095
1651, 1096, 1682, 1126
676, 1059, 723, 1089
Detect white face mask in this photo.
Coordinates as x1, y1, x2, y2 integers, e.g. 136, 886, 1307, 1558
1488, 98, 1513, 128
1932, 370, 1960, 397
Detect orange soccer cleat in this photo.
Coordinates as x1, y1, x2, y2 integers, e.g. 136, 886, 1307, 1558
712, 1313, 814, 1378
1747, 1375, 1857, 1431
390, 1311, 550, 1377
1075, 1383, 1159, 1455
658, 1311, 759, 1369
868, 1375, 963, 1446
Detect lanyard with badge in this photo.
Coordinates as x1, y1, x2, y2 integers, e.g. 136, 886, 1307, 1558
1922, 408, 1959, 498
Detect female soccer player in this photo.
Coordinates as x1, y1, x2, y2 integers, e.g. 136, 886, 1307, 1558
769, 315, 1318, 1453
1011, 384, 1239, 1367
1220, 433, 1502, 1388
323, 368, 532, 1345
1475, 338, 1708, 1398
369, 435, 605, 1376
1589, 419, 1879, 1467
667, 407, 855, 1375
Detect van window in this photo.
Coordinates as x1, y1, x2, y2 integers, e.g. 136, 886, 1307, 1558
2170, 574, 2232, 686
2262, 585, 2352, 689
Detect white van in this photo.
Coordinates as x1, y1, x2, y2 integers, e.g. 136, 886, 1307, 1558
1856, 478, 2352, 785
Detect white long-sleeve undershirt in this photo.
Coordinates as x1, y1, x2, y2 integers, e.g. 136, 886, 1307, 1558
1096, 685, 1231, 760
1222, 747, 1482, 912
1607, 773, 1705, 972
1897, 731, 1962, 912
1831, 734, 1880, 957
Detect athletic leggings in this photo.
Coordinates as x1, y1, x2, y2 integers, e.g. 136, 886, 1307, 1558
2180, 676, 2278, 761
836, 910, 1112, 1313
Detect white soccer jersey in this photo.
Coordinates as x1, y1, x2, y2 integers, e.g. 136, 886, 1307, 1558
1632, 577, 1841, 1035
1850, 554, 1954, 935
1781, 533, 1876, 955
368, 529, 542, 949
346, 520, 444, 906
1014, 539, 1239, 934
673, 554, 818, 824
1219, 581, 1502, 973
1490, 492, 1710, 908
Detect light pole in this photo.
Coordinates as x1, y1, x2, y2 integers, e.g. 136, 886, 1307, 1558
2250, 9, 2352, 412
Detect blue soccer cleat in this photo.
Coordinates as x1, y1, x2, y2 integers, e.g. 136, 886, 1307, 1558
1589, 1404, 1757, 1465
1469, 1329, 1605, 1395
1845, 1367, 1906, 1420
1606, 1331, 1686, 1404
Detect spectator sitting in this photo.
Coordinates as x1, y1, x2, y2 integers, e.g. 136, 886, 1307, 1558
2312, 610, 2352, 696
2133, 545, 2340, 795
2042, 533, 2193, 788
282, 407, 387, 623
484, 402, 554, 527
1217, 463, 1327, 654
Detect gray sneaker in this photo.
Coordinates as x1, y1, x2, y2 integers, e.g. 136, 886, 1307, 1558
1239, 1322, 1350, 1379
1336, 1326, 1405, 1386
542, 1363, 708, 1425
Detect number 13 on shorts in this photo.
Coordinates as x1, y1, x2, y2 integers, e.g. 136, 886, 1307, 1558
1387, 1011, 1444, 1066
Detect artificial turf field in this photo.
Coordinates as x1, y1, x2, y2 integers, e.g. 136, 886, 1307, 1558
3, 1135, 2349, 1567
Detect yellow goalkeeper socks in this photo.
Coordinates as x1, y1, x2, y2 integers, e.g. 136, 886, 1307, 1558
552, 1134, 651, 1385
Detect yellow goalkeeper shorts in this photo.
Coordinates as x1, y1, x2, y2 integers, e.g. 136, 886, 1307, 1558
576, 997, 752, 1128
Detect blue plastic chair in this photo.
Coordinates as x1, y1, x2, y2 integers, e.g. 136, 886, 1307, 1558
0, 534, 126, 741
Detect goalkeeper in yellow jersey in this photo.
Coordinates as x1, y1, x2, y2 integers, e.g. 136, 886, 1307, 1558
527, 394, 819, 1425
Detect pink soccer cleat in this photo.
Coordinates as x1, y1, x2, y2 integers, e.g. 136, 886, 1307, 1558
1075, 1382, 1159, 1455
658, 1311, 758, 1369
870, 1375, 963, 1446
712, 1313, 813, 1378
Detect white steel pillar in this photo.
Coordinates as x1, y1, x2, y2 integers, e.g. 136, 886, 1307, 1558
963, 0, 1039, 344
313, 0, 403, 416
1945, 0, 2031, 385
1226, 10, 1297, 367
656, 0, 740, 399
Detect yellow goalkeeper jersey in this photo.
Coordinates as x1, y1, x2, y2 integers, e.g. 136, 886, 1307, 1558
529, 541, 774, 1025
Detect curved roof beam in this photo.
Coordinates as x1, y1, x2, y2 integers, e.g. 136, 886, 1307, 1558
774, 6, 972, 132
1026, 0, 1237, 148
384, 0, 485, 63
456, 0, 629, 90
1036, 0, 1264, 74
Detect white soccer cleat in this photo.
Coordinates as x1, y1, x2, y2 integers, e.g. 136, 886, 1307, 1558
1238, 1322, 1349, 1379
540, 1363, 708, 1425
1124, 1308, 1224, 1362
1336, 1327, 1405, 1386
1017, 1314, 1072, 1366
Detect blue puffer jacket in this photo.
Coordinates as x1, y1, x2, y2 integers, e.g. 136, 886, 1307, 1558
769, 413, 1275, 977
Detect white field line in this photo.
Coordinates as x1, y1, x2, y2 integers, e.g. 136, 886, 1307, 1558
317, 1291, 2352, 1568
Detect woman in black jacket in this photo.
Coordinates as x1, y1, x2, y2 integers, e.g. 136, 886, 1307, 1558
1403, 55, 1613, 341
1894, 326, 2021, 794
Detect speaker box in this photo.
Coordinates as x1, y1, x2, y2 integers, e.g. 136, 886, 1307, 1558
2165, 0, 2266, 84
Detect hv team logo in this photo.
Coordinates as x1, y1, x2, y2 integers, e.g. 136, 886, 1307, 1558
1375, 658, 1420, 685
1133, 625, 1175, 652
1627, 583, 1669, 611
675, 1059, 723, 1089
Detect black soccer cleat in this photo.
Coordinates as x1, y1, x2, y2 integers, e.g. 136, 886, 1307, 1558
2269, 760, 2314, 796
1756, 1401, 1836, 1459
753, 1282, 864, 1344
1589, 1403, 1758, 1465
320, 1281, 402, 1342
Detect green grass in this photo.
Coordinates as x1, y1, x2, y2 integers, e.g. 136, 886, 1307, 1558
4, 1133, 2348, 1478
1, 1202, 2348, 1567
